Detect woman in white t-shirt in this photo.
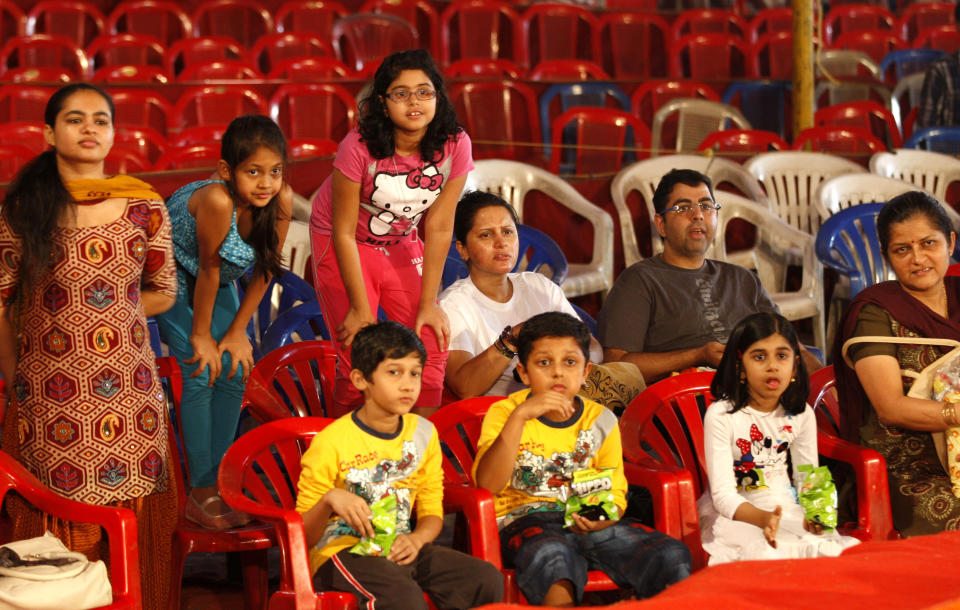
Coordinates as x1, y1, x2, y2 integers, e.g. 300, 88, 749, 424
439, 191, 602, 398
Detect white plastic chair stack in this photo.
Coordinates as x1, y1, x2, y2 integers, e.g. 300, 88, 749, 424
650, 99, 751, 156
465, 159, 615, 298
815, 173, 958, 228
870, 149, 960, 205
890, 73, 926, 136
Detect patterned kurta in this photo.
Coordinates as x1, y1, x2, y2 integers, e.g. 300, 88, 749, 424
0, 198, 177, 505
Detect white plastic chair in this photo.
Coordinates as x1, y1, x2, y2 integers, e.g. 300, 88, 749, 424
744, 151, 867, 235
281, 219, 311, 278
292, 190, 312, 223
816, 49, 881, 80
650, 99, 751, 156
870, 149, 960, 204
815, 173, 959, 228
710, 191, 826, 353
610, 154, 767, 269
890, 73, 925, 136
465, 159, 615, 298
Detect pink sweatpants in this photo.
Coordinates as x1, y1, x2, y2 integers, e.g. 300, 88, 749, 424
311, 231, 448, 414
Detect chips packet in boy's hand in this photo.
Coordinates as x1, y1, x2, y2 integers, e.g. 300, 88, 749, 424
564, 468, 620, 528
797, 464, 838, 531
349, 494, 398, 556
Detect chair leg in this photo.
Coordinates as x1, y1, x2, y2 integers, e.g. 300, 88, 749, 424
241, 548, 270, 610
168, 533, 190, 610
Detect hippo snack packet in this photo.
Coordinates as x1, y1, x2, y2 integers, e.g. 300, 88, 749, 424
349, 494, 398, 556
797, 464, 837, 530
932, 357, 960, 403
564, 468, 619, 528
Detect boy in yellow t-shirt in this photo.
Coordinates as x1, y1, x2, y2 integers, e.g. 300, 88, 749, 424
474, 312, 691, 606
295, 321, 503, 610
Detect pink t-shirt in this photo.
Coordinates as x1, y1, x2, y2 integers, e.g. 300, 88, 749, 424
311, 128, 474, 246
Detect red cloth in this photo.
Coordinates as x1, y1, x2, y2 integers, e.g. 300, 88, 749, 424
478, 531, 960, 609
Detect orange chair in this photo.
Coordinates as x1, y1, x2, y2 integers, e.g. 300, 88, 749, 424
331, 13, 418, 75
793, 125, 887, 156
176, 58, 261, 81
823, 4, 896, 46
0, 142, 34, 182
697, 128, 788, 162
0, 34, 91, 80
520, 2, 598, 68
897, 1, 955, 41
268, 56, 352, 79
240, 340, 338, 421
831, 29, 905, 65
671, 8, 747, 39
670, 32, 747, 79
269, 82, 358, 148
0, 84, 57, 123
250, 32, 332, 76
107, 0, 192, 48
0, 1, 25, 41
548, 106, 650, 174
431, 396, 686, 602
156, 356, 276, 610
111, 88, 173, 136
814, 100, 902, 148
153, 143, 221, 170
444, 58, 525, 79
440, 0, 522, 66
92, 63, 171, 83
0, 450, 142, 609
748, 31, 793, 79
164, 35, 247, 77
0, 120, 46, 154
748, 7, 793, 43
191, 0, 273, 48
529, 58, 609, 82
274, 0, 347, 36
86, 33, 165, 72
449, 79, 542, 162
631, 79, 719, 129
360, 0, 440, 59
595, 12, 669, 79
915, 24, 960, 54
172, 85, 269, 131
25, 0, 106, 47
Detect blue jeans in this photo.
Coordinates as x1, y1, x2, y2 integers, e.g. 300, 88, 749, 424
155, 280, 245, 488
499, 511, 691, 604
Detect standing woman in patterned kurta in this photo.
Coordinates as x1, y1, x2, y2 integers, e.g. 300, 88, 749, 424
0, 83, 178, 610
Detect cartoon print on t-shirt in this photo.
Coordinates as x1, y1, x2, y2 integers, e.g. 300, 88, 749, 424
733, 423, 791, 491
510, 429, 598, 497
365, 165, 444, 237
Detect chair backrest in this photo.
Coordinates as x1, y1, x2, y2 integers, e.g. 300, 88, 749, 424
548, 106, 650, 175
173, 85, 268, 130
268, 56, 352, 80
808, 365, 842, 438
529, 59, 609, 82
520, 2, 598, 67
176, 58, 261, 81
897, 1, 955, 41
275, 0, 347, 36
361, 0, 440, 58
816, 173, 956, 230
444, 58, 525, 79
870, 149, 960, 204
448, 80, 541, 162
721, 80, 790, 138
0, 34, 91, 80
823, 3, 895, 46
831, 30, 905, 66
890, 72, 925, 137
697, 129, 789, 163
0, 142, 33, 182
0, 120, 45, 154
748, 7, 793, 42
249, 266, 319, 346
0, 84, 57, 123
153, 143, 220, 170
441, 223, 569, 289
429, 396, 503, 486
111, 88, 174, 135
814, 100, 903, 149
164, 35, 247, 76
747, 31, 793, 80
440, 0, 522, 65
242, 340, 339, 421
191, 0, 273, 47
878, 48, 945, 84
816, 49, 881, 80
86, 33, 165, 71
670, 32, 747, 80
538, 81, 630, 158
745, 150, 866, 234
915, 24, 960, 54
0, 1, 25, 41
906, 126, 960, 155
269, 82, 357, 145
92, 63, 171, 83
595, 12, 669, 79
631, 79, 720, 128
108, 0, 192, 47
251, 32, 332, 75
792, 126, 887, 159
814, 202, 892, 299
331, 13, 418, 74
26, 0, 105, 46
650, 98, 751, 156
672, 8, 747, 38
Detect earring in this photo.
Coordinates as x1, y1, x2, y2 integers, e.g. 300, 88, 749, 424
791, 377, 796, 383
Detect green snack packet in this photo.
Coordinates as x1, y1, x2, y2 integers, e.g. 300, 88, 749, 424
349, 494, 399, 557
797, 464, 838, 531
564, 468, 620, 528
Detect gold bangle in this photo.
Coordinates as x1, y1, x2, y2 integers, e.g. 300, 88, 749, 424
942, 402, 958, 427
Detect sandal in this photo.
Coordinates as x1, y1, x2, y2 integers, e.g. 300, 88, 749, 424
184, 494, 234, 530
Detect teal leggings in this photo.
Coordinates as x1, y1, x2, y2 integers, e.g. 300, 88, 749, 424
155, 281, 246, 488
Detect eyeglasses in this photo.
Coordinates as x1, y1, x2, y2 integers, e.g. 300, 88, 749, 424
384, 88, 437, 103
659, 202, 722, 216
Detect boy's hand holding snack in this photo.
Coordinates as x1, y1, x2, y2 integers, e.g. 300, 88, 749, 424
322, 488, 375, 539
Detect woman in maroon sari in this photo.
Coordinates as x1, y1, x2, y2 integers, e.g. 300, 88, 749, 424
836, 191, 960, 536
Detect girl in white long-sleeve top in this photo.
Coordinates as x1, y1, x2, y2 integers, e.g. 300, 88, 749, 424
698, 312, 859, 565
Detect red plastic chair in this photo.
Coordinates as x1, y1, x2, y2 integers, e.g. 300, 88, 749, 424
529, 59, 609, 82
620, 372, 898, 570
0, 121, 46, 154
823, 4, 896, 46
915, 25, 960, 54
269, 82, 358, 148
2, 66, 74, 82
250, 32, 332, 76
748, 31, 793, 79
172, 85, 269, 131
113, 125, 168, 165
671, 8, 747, 40
167, 125, 226, 148
331, 13, 417, 74
697, 128, 789, 162
111, 88, 173, 136
831, 30, 906, 65
549, 106, 651, 175
595, 12, 669, 80
631, 79, 720, 128
92, 63, 170, 83
156, 356, 276, 610
25, 0, 106, 47
807, 365, 844, 439
815, 100, 903, 149
0, 84, 57, 123
177, 58, 261, 81
793, 126, 886, 161
431, 396, 685, 603
444, 58, 525, 79
670, 32, 748, 79
440, 0, 522, 66
240, 340, 338, 422
0, 451, 141, 609
520, 3, 598, 68
897, 1, 955, 41
748, 7, 793, 43
360, 0, 440, 58
289, 138, 338, 159
165, 35, 248, 77
191, 0, 273, 48
0, 34, 91, 80
153, 143, 221, 170
268, 56, 352, 79
0, 142, 34, 182
105, 145, 152, 174
449, 79, 542, 162
107, 0, 192, 48
274, 0, 347, 36
86, 33, 165, 72
0, 1, 26, 41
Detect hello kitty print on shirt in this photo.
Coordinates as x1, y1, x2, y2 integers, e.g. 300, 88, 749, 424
363, 165, 444, 240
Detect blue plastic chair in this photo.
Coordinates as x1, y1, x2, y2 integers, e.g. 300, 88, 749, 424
441, 224, 569, 290
878, 48, 945, 83
538, 81, 630, 158
260, 300, 331, 354
721, 80, 791, 138
815, 202, 890, 298
570, 303, 598, 336
239, 270, 322, 359
905, 127, 960, 155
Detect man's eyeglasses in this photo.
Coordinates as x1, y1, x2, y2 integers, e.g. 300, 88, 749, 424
384, 88, 437, 103
659, 202, 722, 216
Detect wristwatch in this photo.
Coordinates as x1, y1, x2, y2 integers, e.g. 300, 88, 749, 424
493, 325, 516, 359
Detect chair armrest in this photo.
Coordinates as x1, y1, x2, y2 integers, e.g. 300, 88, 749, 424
817, 431, 896, 541
443, 484, 503, 570
622, 460, 682, 538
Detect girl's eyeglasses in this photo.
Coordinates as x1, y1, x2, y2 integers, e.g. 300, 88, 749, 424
384, 88, 437, 103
